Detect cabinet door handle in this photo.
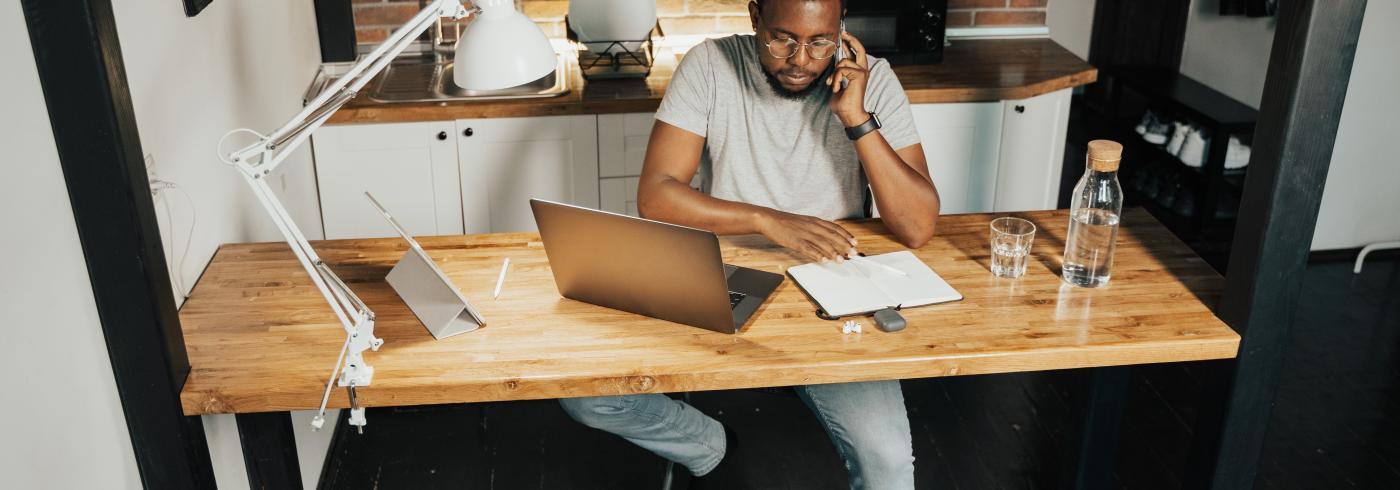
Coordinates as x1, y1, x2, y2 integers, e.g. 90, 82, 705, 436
1014, 105, 1026, 114
437, 131, 448, 140
463, 128, 474, 137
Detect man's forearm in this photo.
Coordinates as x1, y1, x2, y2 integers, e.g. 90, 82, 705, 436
851, 130, 940, 247
636, 176, 772, 235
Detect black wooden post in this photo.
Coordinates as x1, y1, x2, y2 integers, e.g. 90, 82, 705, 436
238, 412, 305, 490
20, 0, 216, 487
1066, 366, 1131, 490
1186, 0, 1368, 488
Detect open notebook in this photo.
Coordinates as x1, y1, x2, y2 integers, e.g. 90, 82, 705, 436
787, 251, 963, 318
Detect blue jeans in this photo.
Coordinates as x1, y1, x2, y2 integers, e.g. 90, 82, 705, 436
559, 380, 915, 489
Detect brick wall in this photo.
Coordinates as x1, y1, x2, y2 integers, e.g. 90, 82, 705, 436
351, 0, 1049, 45
949, 0, 1048, 27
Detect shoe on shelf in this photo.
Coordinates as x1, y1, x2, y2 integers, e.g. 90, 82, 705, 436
1134, 111, 1160, 135
1155, 173, 1181, 208
1166, 121, 1191, 156
690, 424, 753, 490
1172, 186, 1195, 217
1179, 126, 1209, 168
1130, 162, 1152, 192
1158, 182, 1179, 209
1141, 116, 1172, 145
1225, 136, 1251, 170
1139, 164, 1162, 199
1215, 191, 1241, 219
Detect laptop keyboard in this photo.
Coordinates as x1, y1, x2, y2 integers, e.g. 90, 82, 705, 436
728, 291, 747, 309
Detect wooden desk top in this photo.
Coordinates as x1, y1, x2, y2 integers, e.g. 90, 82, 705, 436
178, 208, 1237, 415
325, 38, 1097, 124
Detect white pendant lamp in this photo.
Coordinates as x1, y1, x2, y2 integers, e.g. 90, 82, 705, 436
568, 0, 659, 52
454, 0, 558, 90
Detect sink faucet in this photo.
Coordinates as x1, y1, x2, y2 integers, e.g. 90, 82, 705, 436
430, 3, 467, 57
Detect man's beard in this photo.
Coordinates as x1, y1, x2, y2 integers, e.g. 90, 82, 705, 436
762, 65, 831, 100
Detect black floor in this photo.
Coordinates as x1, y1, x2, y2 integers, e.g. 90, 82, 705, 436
320, 256, 1400, 489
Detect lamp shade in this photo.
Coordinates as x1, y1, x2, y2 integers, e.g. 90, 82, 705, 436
568, 0, 658, 52
454, 0, 557, 91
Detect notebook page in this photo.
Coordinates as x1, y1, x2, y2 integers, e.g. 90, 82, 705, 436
787, 260, 895, 317
861, 251, 963, 307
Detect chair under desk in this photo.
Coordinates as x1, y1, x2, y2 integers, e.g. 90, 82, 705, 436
177, 208, 1240, 488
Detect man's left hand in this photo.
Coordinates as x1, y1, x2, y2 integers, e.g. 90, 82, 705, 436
827, 30, 871, 127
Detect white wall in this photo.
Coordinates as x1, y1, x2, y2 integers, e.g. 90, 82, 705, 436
1047, 0, 1095, 60
1312, 0, 1400, 250
110, 1, 335, 488
1180, 0, 1276, 108
113, 0, 326, 304
0, 2, 142, 489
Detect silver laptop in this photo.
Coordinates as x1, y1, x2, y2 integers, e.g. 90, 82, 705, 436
366, 193, 485, 339
529, 199, 784, 334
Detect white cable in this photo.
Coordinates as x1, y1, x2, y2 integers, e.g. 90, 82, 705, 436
171, 184, 197, 299
152, 181, 198, 299
159, 189, 182, 295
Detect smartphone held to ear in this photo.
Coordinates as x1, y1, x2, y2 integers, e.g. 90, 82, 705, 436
835, 21, 849, 89
836, 22, 847, 62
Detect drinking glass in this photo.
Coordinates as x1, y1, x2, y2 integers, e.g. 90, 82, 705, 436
990, 217, 1036, 278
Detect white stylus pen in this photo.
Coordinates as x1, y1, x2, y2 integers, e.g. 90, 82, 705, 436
493, 258, 511, 299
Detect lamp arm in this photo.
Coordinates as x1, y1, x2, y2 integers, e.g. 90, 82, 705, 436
229, 0, 473, 174
219, 0, 473, 432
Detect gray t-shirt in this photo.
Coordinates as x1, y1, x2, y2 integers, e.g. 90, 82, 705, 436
655, 34, 920, 221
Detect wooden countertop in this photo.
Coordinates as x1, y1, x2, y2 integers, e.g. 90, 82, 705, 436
178, 208, 1237, 415
326, 38, 1097, 124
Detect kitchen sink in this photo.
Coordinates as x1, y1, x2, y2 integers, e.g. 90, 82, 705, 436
368, 53, 571, 103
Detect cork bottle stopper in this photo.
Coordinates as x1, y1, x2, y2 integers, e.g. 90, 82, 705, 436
1087, 140, 1123, 171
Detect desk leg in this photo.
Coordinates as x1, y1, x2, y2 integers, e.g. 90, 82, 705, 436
236, 412, 303, 490
1064, 366, 1130, 490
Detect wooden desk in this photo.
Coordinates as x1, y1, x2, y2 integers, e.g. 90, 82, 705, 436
179, 208, 1238, 416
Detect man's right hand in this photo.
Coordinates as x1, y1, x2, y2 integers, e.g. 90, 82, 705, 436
754, 209, 858, 262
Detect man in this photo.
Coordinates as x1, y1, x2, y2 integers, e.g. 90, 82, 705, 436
558, 0, 940, 488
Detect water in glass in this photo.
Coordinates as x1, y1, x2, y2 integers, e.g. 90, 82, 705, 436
992, 241, 1030, 278
990, 217, 1035, 278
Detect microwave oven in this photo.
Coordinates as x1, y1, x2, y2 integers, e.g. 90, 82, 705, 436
844, 0, 947, 64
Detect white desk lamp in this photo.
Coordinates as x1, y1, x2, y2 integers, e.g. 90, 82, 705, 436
217, 0, 555, 432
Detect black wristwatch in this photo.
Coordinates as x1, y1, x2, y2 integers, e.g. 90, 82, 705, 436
845, 112, 882, 141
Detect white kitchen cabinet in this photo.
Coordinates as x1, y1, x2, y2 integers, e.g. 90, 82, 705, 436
598, 113, 655, 178
312, 121, 463, 239
599, 176, 641, 217
598, 113, 650, 218
313, 94, 1070, 238
994, 88, 1073, 212
909, 102, 1005, 215
597, 112, 709, 218
456, 115, 599, 233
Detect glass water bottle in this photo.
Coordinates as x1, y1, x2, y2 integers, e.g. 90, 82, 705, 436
1062, 140, 1124, 288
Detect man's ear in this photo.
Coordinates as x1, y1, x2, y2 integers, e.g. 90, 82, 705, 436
748, 1, 761, 32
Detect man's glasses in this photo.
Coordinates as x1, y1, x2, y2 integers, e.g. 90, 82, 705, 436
765, 37, 839, 60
